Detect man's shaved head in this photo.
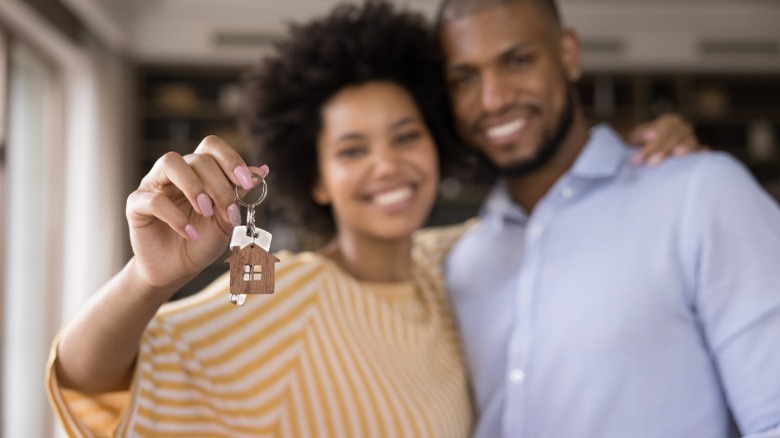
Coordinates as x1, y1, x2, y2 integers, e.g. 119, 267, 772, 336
437, 0, 561, 28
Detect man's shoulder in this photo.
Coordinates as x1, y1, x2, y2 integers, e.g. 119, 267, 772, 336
632, 150, 758, 194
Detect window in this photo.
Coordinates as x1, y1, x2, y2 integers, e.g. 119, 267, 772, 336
3, 35, 64, 438
243, 264, 262, 281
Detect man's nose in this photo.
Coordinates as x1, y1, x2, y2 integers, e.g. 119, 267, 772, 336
481, 70, 512, 114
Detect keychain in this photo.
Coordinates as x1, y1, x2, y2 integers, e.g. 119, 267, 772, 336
225, 174, 279, 305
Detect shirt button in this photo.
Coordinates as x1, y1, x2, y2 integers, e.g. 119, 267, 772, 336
561, 186, 574, 199
529, 225, 543, 238
509, 369, 526, 384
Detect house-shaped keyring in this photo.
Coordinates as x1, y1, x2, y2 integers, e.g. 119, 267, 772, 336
225, 244, 280, 294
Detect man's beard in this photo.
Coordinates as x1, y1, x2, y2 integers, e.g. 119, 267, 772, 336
476, 88, 575, 178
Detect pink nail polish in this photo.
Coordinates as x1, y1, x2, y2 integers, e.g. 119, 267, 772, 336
234, 166, 253, 190
197, 193, 214, 217
228, 204, 242, 226
184, 224, 200, 241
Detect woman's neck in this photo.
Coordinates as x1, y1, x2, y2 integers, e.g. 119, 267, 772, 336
320, 233, 413, 283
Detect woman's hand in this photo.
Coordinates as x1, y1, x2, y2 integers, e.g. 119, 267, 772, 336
126, 135, 268, 289
629, 113, 708, 166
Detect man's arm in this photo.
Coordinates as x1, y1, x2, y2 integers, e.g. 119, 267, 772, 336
681, 153, 780, 435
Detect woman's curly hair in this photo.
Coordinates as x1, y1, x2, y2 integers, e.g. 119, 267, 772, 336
242, 0, 463, 240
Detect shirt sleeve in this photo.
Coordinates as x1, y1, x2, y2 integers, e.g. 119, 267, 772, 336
46, 312, 182, 437
45, 330, 131, 438
682, 153, 780, 434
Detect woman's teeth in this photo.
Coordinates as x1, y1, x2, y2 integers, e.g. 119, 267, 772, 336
373, 187, 412, 206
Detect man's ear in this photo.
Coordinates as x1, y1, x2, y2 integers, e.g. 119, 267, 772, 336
311, 180, 331, 205
560, 29, 582, 82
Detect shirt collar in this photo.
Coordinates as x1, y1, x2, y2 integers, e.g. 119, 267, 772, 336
570, 123, 631, 179
480, 123, 631, 222
481, 179, 528, 223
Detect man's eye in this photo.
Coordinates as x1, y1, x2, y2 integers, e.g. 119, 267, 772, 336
508, 54, 532, 68
449, 72, 475, 89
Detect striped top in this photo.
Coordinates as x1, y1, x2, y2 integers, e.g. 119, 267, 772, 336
47, 224, 474, 437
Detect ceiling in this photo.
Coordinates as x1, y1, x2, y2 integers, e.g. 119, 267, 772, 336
61, 0, 780, 71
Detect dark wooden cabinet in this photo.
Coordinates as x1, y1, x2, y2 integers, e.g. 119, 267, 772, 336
577, 72, 780, 200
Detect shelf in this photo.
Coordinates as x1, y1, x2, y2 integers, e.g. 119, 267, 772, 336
578, 71, 780, 201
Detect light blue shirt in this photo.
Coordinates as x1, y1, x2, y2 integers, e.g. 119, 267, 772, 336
446, 124, 780, 438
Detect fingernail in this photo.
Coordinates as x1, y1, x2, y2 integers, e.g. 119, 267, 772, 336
644, 129, 658, 141
631, 152, 644, 166
184, 224, 200, 241
647, 154, 663, 166
228, 203, 242, 226
197, 193, 213, 217
673, 145, 687, 156
259, 164, 270, 178
234, 166, 254, 190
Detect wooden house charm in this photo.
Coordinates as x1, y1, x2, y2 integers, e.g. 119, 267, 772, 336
225, 243, 280, 295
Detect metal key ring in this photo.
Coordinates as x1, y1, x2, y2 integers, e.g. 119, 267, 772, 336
235, 173, 267, 207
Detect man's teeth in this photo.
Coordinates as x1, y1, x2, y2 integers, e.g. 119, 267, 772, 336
486, 119, 525, 139
374, 187, 412, 206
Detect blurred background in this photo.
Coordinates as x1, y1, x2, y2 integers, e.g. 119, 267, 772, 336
1, 0, 779, 436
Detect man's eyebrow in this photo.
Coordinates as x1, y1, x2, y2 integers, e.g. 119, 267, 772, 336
445, 41, 536, 70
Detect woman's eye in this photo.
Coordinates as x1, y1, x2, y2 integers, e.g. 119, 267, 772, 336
336, 146, 367, 159
396, 131, 422, 146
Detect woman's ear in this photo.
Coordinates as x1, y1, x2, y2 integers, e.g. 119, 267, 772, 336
311, 180, 331, 205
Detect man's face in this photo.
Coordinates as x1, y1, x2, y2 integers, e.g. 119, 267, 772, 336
440, 1, 580, 175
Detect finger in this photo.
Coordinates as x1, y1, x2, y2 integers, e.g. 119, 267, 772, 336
142, 152, 213, 218
186, 153, 243, 228
127, 189, 200, 241
641, 117, 694, 165
670, 133, 699, 157
250, 164, 270, 179
629, 125, 660, 165
643, 136, 684, 166
674, 143, 710, 156
629, 123, 655, 146
194, 135, 257, 190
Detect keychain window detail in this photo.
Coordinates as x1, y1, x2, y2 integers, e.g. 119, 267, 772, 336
244, 264, 262, 281
225, 174, 279, 305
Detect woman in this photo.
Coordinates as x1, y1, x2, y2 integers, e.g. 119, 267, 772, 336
49, 3, 471, 436
47, 1, 698, 437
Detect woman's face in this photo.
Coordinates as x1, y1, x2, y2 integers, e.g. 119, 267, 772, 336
313, 81, 439, 244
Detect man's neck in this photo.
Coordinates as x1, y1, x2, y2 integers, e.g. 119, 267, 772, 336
506, 112, 589, 213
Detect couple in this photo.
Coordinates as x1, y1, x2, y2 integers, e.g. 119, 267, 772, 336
48, 0, 780, 437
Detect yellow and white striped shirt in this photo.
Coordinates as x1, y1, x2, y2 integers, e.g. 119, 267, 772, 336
47, 224, 474, 437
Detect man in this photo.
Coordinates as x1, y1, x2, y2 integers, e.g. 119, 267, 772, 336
438, 0, 780, 437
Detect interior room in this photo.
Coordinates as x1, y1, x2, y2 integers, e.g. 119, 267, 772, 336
2, 0, 779, 436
